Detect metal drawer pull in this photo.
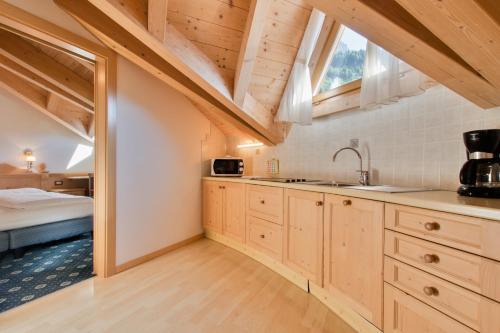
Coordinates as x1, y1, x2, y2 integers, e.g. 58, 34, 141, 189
424, 222, 440, 231
423, 286, 439, 296
260, 234, 265, 239
342, 200, 352, 206
423, 254, 440, 263
316, 201, 323, 206
260, 199, 265, 204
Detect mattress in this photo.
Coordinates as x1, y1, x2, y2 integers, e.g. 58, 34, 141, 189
0, 193, 93, 231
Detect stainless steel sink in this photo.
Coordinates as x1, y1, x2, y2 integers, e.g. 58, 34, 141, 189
298, 181, 431, 193
298, 180, 362, 187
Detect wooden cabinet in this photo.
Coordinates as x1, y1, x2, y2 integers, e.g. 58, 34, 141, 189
203, 181, 245, 242
384, 283, 475, 333
247, 215, 283, 261
385, 203, 500, 261
324, 194, 384, 330
203, 181, 223, 233
385, 257, 500, 332
246, 185, 283, 224
385, 230, 500, 302
283, 189, 324, 284
223, 182, 246, 243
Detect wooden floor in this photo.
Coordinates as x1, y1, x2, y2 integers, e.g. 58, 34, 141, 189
0, 239, 356, 333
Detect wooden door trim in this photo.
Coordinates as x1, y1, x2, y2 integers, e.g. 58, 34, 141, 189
0, 1, 117, 277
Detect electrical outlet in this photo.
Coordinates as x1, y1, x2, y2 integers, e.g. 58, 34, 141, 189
350, 139, 359, 148
54, 180, 63, 186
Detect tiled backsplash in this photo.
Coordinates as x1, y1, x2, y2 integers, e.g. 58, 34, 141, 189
229, 85, 500, 191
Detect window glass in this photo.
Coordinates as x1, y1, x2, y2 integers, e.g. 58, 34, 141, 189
318, 26, 367, 94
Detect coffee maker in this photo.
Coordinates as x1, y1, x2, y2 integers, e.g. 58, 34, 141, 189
458, 129, 500, 198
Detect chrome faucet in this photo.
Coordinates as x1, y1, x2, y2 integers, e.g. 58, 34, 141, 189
332, 147, 369, 186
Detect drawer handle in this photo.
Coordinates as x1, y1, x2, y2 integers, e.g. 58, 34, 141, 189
424, 222, 440, 231
423, 286, 439, 296
316, 201, 323, 206
260, 199, 265, 204
342, 200, 352, 206
260, 234, 265, 239
423, 254, 440, 263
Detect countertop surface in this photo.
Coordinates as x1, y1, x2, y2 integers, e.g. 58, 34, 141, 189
203, 177, 500, 221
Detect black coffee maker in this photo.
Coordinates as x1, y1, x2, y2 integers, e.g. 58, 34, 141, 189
458, 129, 500, 198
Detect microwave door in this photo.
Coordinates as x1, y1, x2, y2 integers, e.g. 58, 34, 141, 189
213, 159, 239, 175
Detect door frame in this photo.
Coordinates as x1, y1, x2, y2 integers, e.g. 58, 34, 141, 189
0, 1, 117, 277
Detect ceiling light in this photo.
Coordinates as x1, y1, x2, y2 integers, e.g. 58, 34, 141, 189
237, 142, 264, 149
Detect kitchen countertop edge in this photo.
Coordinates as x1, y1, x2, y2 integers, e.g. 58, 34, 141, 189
202, 177, 500, 221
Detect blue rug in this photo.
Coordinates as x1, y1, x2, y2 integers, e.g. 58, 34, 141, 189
0, 233, 94, 313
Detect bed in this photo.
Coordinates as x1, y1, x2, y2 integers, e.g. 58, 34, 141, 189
0, 188, 93, 257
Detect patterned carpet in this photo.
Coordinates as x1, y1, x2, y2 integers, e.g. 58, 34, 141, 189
0, 233, 94, 313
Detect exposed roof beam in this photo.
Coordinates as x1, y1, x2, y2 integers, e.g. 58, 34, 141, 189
234, 0, 271, 106
394, 0, 500, 91
55, 0, 283, 145
0, 67, 93, 142
148, 0, 168, 42
0, 29, 95, 107
302, 0, 500, 108
0, 53, 94, 113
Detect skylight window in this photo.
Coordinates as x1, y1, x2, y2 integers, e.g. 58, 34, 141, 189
317, 26, 368, 94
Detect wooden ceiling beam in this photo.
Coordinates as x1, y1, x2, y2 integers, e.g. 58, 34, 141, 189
0, 29, 95, 107
0, 67, 93, 142
234, 0, 271, 106
148, 0, 168, 42
302, 0, 500, 109
0, 53, 94, 113
55, 0, 283, 145
394, 0, 500, 91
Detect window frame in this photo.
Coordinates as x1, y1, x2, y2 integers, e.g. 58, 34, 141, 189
311, 22, 365, 105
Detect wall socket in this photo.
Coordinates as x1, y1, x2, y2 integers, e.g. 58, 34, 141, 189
350, 139, 359, 148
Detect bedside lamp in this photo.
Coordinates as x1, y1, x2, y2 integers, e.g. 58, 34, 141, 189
24, 150, 36, 173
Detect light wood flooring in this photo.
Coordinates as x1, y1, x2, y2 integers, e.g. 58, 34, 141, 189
0, 239, 356, 333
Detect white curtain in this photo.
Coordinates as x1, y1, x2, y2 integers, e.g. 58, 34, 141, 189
275, 9, 325, 125
360, 42, 435, 110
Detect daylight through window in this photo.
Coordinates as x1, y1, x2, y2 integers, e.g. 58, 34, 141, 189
317, 26, 368, 94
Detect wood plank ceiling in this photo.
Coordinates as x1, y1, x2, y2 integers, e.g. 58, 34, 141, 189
25, 0, 496, 146
167, 0, 312, 115
0, 28, 95, 142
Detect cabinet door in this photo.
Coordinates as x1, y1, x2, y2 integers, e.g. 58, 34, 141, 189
222, 182, 246, 242
324, 194, 384, 330
384, 283, 475, 333
202, 181, 223, 233
283, 189, 324, 284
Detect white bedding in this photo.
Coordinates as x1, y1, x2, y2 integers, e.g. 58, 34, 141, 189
0, 188, 90, 209
0, 188, 93, 231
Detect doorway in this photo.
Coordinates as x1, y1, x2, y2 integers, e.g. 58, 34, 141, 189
0, 1, 116, 312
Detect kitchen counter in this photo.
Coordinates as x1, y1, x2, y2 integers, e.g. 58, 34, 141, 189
203, 177, 500, 221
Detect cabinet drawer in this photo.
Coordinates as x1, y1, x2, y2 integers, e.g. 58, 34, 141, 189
384, 283, 475, 333
246, 185, 283, 225
246, 215, 283, 261
385, 257, 500, 332
385, 230, 500, 302
385, 204, 500, 261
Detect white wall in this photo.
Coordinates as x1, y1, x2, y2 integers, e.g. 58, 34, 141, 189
231, 85, 500, 191
0, 89, 94, 173
116, 57, 217, 264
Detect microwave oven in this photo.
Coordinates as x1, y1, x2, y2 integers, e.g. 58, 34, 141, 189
211, 158, 244, 176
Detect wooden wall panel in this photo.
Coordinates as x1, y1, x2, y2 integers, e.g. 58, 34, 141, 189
249, 0, 312, 113
167, 0, 251, 80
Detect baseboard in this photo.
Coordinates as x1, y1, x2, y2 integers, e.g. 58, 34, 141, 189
205, 230, 309, 292
309, 282, 382, 333
115, 233, 204, 273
